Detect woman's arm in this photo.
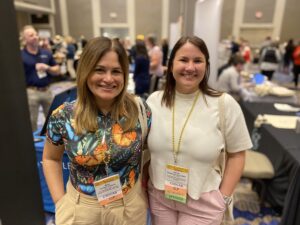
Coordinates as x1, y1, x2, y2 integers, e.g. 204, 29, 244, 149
150, 51, 161, 71
42, 140, 65, 204
219, 150, 245, 196
47, 64, 60, 75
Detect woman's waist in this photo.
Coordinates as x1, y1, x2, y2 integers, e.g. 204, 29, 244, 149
66, 176, 144, 206
69, 167, 141, 196
148, 167, 222, 200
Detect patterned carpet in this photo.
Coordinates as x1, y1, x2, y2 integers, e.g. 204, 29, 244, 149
233, 179, 281, 225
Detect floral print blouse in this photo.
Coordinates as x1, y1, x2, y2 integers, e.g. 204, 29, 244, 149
46, 100, 151, 196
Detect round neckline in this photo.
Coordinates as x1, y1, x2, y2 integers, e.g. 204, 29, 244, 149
175, 90, 201, 100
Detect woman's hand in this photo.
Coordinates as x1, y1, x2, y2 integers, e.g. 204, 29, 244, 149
42, 140, 66, 203
219, 151, 246, 196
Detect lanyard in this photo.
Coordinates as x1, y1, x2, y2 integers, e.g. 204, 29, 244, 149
172, 91, 200, 164
95, 118, 113, 176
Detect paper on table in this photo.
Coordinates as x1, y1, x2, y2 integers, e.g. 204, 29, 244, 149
274, 103, 300, 112
269, 86, 295, 97
263, 114, 297, 129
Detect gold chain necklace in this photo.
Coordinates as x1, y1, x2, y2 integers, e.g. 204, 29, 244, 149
172, 91, 200, 164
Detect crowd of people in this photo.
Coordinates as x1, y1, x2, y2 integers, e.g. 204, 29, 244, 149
20, 25, 170, 131
21, 24, 300, 225
216, 36, 300, 101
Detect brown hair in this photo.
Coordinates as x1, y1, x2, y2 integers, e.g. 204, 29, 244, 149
162, 36, 221, 107
74, 37, 138, 134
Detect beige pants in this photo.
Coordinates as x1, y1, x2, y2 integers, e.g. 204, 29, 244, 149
26, 88, 53, 131
55, 179, 148, 225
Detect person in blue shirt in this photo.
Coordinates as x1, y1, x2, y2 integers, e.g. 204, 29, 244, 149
21, 25, 60, 131
133, 41, 150, 98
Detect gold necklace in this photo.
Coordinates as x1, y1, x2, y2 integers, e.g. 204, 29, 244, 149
172, 91, 200, 164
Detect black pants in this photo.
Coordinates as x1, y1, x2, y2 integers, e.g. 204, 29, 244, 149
293, 65, 300, 87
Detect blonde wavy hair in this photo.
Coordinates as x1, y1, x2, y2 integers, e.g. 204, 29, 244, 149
74, 37, 138, 134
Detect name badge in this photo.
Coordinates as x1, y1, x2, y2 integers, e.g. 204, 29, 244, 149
94, 174, 123, 206
164, 164, 189, 204
37, 70, 47, 79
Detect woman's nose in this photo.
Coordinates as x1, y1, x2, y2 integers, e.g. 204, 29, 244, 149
186, 61, 195, 71
103, 72, 113, 82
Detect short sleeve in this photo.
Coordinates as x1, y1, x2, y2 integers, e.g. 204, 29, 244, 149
223, 94, 253, 153
46, 104, 65, 145
143, 100, 152, 132
48, 51, 57, 67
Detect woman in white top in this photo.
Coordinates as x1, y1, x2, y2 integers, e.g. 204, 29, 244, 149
146, 36, 252, 225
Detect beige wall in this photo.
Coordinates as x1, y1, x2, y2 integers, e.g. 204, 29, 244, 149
220, 0, 236, 40
66, 0, 94, 40
280, 0, 300, 42
183, 0, 197, 36
53, 0, 62, 35
169, 0, 181, 23
243, 0, 275, 23
14, 0, 300, 44
135, 0, 162, 40
16, 11, 30, 31
100, 0, 127, 23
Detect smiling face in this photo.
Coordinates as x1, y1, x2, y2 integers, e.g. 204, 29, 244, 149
87, 50, 124, 110
23, 27, 39, 48
172, 42, 207, 94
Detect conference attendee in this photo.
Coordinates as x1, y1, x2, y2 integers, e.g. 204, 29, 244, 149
161, 38, 169, 66
64, 35, 77, 80
240, 39, 251, 72
42, 37, 151, 225
217, 54, 246, 100
146, 36, 252, 225
130, 34, 145, 63
21, 25, 60, 131
283, 39, 294, 70
133, 41, 151, 98
145, 34, 164, 93
259, 42, 281, 81
292, 40, 300, 88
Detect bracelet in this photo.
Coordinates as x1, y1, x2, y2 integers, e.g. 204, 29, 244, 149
222, 194, 232, 205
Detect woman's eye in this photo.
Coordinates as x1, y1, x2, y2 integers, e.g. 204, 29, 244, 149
95, 68, 105, 73
112, 70, 122, 75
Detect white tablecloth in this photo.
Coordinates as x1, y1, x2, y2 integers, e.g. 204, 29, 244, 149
241, 88, 298, 104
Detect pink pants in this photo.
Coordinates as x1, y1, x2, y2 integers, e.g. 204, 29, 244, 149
148, 181, 226, 225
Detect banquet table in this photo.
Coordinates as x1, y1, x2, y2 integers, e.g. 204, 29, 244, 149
240, 101, 300, 225
240, 88, 298, 104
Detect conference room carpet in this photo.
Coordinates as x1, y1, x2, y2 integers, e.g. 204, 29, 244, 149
233, 179, 281, 225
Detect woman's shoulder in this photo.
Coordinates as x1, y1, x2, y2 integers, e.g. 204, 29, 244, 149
146, 91, 163, 104
204, 93, 239, 108
148, 91, 163, 100
220, 93, 242, 115
51, 100, 75, 117
218, 93, 240, 107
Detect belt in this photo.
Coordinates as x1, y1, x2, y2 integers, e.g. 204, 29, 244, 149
27, 86, 49, 92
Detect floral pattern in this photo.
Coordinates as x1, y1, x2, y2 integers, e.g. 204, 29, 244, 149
46, 100, 151, 196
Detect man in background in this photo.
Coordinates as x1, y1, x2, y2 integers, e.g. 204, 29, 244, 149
145, 34, 164, 93
21, 25, 60, 131
217, 54, 246, 100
